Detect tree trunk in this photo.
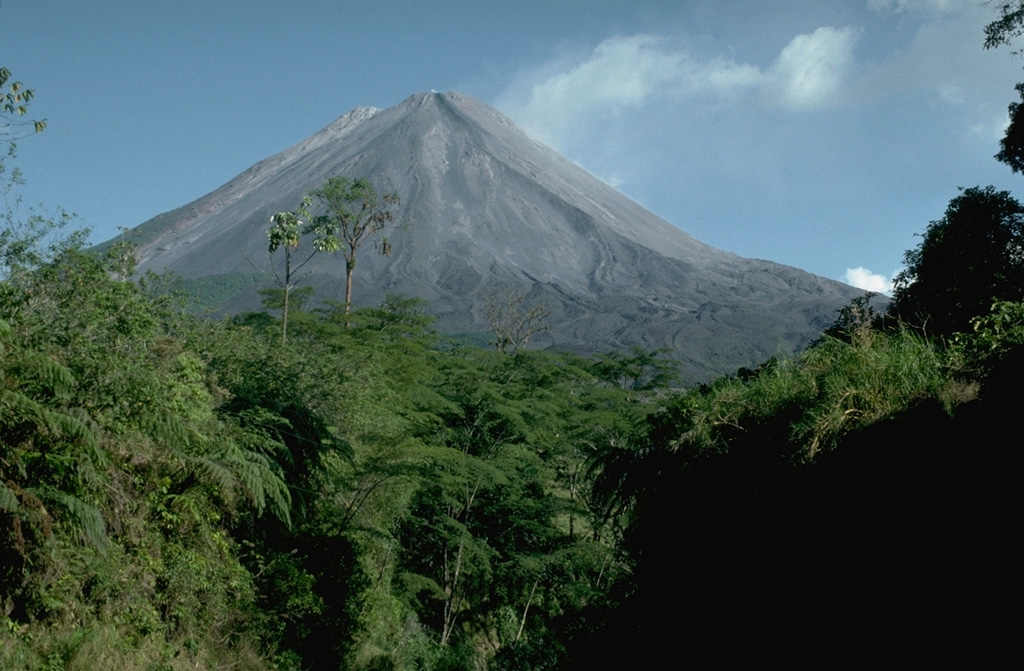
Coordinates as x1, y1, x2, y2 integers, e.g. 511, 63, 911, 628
344, 254, 356, 320
282, 286, 289, 342
441, 538, 466, 647
282, 246, 292, 342
515, 577, 541, 643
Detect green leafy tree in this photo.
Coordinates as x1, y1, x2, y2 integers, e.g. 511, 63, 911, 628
0, 67, 45, 141
1, 66, 69, 300
0, 317, 106, 596
245, 199, 340, 341
307, 177, 400, 316
592, 346, 680, 391
0, 72, 324, 668
890, 186, 1024, 336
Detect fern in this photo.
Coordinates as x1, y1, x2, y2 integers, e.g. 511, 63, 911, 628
0, 480, 18, 514
190, 454, 240, 499
225, 441, 292, 525
141, 407, 194, 450
38, 487, 106, 550
10, 350, 77, 401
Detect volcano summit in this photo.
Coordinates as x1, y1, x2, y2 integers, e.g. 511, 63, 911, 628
127, 91, 862, 380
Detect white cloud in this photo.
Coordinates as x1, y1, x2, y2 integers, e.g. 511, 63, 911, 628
496, 2, 1015, 152
844, 267, 894, 293
938, 83, 967, 104
849, 6, 1020, 140
762, 26, 861, 111
498, 27, 862, 147
971, 112, 1011, 140
497, 34, 760, 148
482, 4, 1024, 285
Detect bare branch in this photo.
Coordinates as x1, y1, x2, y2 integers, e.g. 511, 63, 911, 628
481, 287, 550, 354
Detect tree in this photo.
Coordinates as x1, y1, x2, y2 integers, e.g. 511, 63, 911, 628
985, 4, 1024, 172
592, 346, 680, 391
246, 198, 339, 341
996, 83, 1024, 174
1, 67, 45, 142
307, 176, 400, 316
482, 287, 551, 354
890, 186, 1024, 335
2, 66, 54, 286
984, 2, 1024, 53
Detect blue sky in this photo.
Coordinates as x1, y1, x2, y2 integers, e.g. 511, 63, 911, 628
3, 0, 1023, 292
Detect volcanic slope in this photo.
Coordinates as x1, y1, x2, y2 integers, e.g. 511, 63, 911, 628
129, 91, 863, 381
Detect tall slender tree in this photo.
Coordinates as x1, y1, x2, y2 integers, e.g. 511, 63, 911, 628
246, 197, 339, 341
308, 177, 400, 316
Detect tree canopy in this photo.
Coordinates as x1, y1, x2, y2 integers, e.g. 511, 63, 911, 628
307, 176, 400, 315
248, 198, 339, 341
996, 83, 1024, 174
890, 185, 1024, 335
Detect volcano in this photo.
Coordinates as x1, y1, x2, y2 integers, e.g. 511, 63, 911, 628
127, 91, 862, 380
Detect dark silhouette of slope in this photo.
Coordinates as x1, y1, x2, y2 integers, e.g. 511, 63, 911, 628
125, 91, 863, 380
569, 396, 1014, 667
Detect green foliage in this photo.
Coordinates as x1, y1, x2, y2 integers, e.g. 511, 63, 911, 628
0, 208, 306, 667
949, 299, 1024, 396
985, 1, 1024, 52
891, 186, 1024, 336
692, 328, 956, 460
961, 298, 1024, 354
0, 191, 647, 670
591, 346, 680, 391
307, 176, 400, 313
0, 67, 46, 139
579, 303, 1024, 665
247, 199, 342, 342
12, 208, 923, 667
174, 272, 264, 313
0, 316, 107, 597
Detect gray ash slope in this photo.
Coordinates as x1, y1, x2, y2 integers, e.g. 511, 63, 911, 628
129, 91, 862, 381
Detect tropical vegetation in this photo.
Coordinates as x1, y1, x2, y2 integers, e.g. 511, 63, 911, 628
4, 8, 1024, 664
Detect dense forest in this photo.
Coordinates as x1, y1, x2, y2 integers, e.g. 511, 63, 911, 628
4, 204, 1019, 670
4, 8, 1024, 666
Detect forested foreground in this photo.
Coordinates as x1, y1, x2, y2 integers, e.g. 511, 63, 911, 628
0, 223, 674, 669
1, 226, 1021, 669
